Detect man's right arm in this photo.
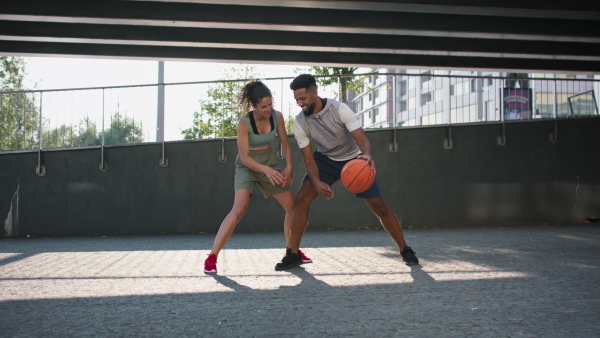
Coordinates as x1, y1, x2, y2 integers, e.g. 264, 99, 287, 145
299, 145, 334, 200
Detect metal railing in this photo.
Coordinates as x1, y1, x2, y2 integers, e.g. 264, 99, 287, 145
2, 73, 598, 155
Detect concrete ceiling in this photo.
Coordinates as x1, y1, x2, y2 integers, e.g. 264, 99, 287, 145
1, 0, 599, 73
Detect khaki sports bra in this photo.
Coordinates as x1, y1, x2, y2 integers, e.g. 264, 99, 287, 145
240, 111, 278, 148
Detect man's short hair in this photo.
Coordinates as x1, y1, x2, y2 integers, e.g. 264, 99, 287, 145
290, 74, 318, 91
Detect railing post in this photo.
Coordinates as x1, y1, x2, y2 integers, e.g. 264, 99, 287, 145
36, 92, 46, 176
277, 78, 285, 159
389, 73, 398, 152
444, 75, 453, 149
218, 104, 227, 164
550, 79, 558, 142
157, 62, 168, 167
497, 86, 506, 146
99, 88, 108, 172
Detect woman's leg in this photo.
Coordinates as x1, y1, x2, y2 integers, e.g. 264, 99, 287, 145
272, 190, 296, 247
210, 189, 252, 256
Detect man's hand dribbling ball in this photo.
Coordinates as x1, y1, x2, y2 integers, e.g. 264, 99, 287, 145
340, 159, 375, 193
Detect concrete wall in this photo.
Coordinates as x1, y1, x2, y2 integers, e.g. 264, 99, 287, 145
2, 118, 599, 236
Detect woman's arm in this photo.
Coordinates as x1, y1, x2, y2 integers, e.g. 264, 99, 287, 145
276, 111, 294, 188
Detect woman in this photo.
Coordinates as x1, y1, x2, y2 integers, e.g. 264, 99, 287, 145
205, 80, 311, 273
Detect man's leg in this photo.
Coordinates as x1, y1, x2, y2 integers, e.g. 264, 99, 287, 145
364, 196, 419, 265
275, 180, 318, 270
290, 180, 319, 253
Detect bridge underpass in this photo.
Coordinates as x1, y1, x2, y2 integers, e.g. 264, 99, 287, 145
1, 0, 599, 73
1, 1, 599, 236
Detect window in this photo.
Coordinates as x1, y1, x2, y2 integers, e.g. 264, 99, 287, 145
434, 89, 443, 102
421, 93, 432, 106
355, 99, 362, 112
400, 100, 407, 112
408, 97, 416, 108
399, 80, 407, 96
408, 77, 416, 89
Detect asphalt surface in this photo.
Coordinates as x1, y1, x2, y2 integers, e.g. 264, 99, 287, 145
1, 225, 599, 337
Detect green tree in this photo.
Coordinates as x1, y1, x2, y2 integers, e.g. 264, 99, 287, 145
77, 117, 100, 147
307, 67, 368, 104
0, 57, 39, 151
102, 111, 144, 145
182, 65, 259, 139
42, 124, 78, 149
181, 111, 213, 139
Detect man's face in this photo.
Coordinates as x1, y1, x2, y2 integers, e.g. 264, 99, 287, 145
293, 87, 318, 116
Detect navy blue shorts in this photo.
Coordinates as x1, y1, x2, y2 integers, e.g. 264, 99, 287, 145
302, 151, 383, 199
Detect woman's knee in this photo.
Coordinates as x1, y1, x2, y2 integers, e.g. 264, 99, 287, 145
230, 204, 249, 221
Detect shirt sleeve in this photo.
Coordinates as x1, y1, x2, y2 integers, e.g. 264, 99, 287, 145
338, 103, 361, 132
293, 119, 311, 149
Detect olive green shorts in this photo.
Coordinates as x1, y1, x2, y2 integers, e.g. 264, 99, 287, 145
234, 148, 291, 198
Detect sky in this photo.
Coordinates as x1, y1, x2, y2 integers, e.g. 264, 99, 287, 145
21, 56, 327, 141
23, 57, 306, 90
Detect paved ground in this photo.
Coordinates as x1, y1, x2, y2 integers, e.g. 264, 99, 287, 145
0, 225, 599, 337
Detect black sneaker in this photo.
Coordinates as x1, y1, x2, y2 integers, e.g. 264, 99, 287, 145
401, 247, 419, 265
275, 252, 302, 271
287, 247, 312, 264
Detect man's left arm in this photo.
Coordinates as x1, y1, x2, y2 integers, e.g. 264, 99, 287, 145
350, 128, 376, 174
339, 103, 376, 173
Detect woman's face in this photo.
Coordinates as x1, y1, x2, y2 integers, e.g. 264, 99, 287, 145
252, 97, 274, 118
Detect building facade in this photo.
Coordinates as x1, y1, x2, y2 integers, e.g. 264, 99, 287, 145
349, 69, 598, 130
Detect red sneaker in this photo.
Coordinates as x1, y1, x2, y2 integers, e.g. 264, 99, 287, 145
299, 250, 312, 264
204, 253, 217, 273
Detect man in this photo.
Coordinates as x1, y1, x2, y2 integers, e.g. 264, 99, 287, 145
275, 74, 419, 270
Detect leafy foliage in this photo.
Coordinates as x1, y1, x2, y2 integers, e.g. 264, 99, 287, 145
307, 67, 368, 104
182, 65, 259, 139
0, 57, 39, 151
41, 112, 144, 149
102, 111, 144, 145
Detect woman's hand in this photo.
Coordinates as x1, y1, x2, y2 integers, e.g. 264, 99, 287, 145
264, 167, 287, 187
281, 166, 293, 188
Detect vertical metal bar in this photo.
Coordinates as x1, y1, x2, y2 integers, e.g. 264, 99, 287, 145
278, 78, 285, 159
390, 73, 398, 152
99, 88, 108, 172
218, 103, 227, 164
593, 82, 599, 115
16, 93, 22, 148
36, 92, 46, 176
157, 61, 165, 142
444, 75, 453, 149
498, 83, 506, 146
550, 79, 558, 142
157, 62, 168, 167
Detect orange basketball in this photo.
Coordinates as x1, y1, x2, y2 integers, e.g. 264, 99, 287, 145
340, 159, 375, 193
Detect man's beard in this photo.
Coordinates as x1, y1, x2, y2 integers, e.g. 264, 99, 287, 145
302, 103, 315, 116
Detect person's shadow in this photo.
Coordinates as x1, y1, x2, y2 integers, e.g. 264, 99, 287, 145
207, 263, 434, 291
208, 274, 253, 292
409, 264, 436, 283
285, 266, 332, 289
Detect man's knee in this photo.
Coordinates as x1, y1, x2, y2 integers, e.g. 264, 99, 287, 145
366, 197, 393, 217
296, 182, 317, 206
